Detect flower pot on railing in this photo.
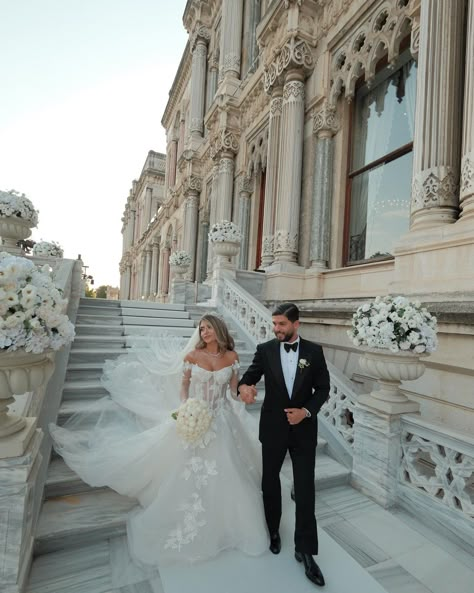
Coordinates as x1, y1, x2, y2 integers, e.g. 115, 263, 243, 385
170, 263, 190, 279
0, 350, 54, 437
0, 190, 39, 255
208, 221, 242, 270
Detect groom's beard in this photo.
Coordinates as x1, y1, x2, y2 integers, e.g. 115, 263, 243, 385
274, 329, 296, 342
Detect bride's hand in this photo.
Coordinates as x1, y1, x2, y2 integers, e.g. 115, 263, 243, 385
239, 384, 257, 404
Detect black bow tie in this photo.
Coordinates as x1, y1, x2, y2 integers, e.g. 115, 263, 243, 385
284, 342, 298, 353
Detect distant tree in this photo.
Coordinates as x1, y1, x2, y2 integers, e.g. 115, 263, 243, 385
85, 285, 95, 298
95, 285, 108, 299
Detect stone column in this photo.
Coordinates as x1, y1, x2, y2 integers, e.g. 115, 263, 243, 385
139, 253, 146, 297
310, 100, 338, 269
168, 137, 178, 189
274, 70, 305, 264
460, 0, 474, 222
190, 29, 209, 139
145, 187, 153, 227
220, 0, 244, 81
238, 176, 252, 269
184, 191, 200, 280
125, 264, 131, 300
206, 56, 219, 110
150, 241, 160, 297
410, 0, 466, 230
218, 153, 235, 221
261, 86, 283, 267
197, 217, 210, 282
143, 249, 152, 298
130, 208, 136, 247
162, 246, 171, 295
178, 113, 185, 157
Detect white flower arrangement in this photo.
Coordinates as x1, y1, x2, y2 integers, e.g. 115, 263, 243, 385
0, 251, 75, 353
0, 189, 39, 227
173, 398, 213, 446
32, 241, 64, 259
169, 250, 191, 267
208, 220, 242, 243
348, 295, 438, 354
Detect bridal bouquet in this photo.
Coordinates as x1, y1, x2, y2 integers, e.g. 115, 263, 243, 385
169, 250, 191, 267
173, 398, 213, 445
0, 251, 75, 353
33, 240, 64, 258
348, 295, 438, 354
0, 189, 39, 226
208, 220, 242, 243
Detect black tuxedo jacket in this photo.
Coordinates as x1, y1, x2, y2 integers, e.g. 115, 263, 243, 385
239, 337, 330, 446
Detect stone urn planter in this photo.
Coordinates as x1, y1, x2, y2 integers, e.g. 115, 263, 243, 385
170, 264, 190, 279
0, 350, 55, 438
212, 240, 240, 263
0, 217, 33, 254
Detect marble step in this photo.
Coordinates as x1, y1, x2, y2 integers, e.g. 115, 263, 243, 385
69, 348, 126, 364
73, 335, 127, 349
62, 379, 108, 400
120, 314, 194, 325
35, 489, 136, 556
75, 323, 124, 336
119, 300, 186, 311
76, 313, 124, 325
80, 298, 120, 307
66, 363, 106, 382
45, 458, 101, 499
121, 307, 191, 319
77, 306, 122, 317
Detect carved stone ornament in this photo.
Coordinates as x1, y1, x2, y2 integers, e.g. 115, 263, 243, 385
239, 176, 253, 194
184, 175, 202, 194
411, 167, 459, 211
460, 152, 474, 199
313, 100, 339, 136
283, 80, 305, 102
185, 194, 199, 209
210, 129, 240, 159
262, 235, 274, 256
224, 52, 241, 74
263, 36, 314, 94
274, 230, 298, 253
190, 23, 210, 51
270, 96, 283, 116
219, 157, 234, 174
283, 0, 302, 7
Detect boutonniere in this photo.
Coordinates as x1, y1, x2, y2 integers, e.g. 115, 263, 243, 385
298, 358, 310, 372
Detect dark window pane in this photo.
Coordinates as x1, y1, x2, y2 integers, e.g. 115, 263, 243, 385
349, 152, 413, 262
352, 60, 416, 171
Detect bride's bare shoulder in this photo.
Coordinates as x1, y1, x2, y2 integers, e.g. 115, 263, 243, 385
184, 349, 199, 363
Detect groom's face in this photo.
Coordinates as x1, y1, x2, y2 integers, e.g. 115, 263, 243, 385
272, 314, 300, 342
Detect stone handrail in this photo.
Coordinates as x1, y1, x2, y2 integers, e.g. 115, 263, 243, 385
399, 414, 474, 520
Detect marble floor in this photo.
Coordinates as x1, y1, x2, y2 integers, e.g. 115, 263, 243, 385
27, 482, 474, 593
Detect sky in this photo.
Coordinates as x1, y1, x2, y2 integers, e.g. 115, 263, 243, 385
0, 0, 188, 287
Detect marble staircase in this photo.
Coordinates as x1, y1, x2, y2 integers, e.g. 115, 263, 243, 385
29, 298, 350, 585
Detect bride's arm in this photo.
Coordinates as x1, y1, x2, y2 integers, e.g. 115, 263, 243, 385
229, 355, 241, 401
180, 354, 194, 402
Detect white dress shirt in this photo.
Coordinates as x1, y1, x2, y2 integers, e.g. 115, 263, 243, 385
280, 338, 300, 398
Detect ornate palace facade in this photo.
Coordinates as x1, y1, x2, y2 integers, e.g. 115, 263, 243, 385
120, 0, 474, 433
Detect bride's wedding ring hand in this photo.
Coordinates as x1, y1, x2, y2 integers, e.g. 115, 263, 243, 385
284, 408, 305, 425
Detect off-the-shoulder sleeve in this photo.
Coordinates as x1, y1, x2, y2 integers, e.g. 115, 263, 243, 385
229, 360, 240, 400
180, 361, 192, 401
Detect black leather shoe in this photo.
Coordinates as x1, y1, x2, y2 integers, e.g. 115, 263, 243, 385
295, 551, 325, 587
269, 532, 281, 554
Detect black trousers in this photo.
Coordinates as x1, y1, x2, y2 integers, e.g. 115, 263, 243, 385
261, 429, 318, 554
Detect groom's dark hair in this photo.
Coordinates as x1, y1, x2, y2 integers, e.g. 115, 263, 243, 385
272, 302, 299, 322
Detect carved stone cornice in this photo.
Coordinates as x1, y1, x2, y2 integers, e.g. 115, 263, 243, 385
313, 100, 339, 137
210, 129, 240, 159
263, 35, 314, 93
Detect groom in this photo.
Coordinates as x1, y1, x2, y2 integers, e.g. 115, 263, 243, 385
239, 302, 330, 587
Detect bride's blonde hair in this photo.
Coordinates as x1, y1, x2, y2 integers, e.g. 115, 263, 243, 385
196, 314, 235, 353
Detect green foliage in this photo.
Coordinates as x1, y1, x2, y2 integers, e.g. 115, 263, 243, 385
95, 285, 108, 299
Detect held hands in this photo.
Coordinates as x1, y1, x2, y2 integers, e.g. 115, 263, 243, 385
284, 408, 306, 425
239, 384, 257, 404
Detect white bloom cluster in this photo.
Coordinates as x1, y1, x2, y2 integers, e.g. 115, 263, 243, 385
348, 295, 438, 354
0, 189, 39, 227
175, 398, 213, 445
208, 220, 242, 243
169, 250, 191, 267
0, 252, 75, 353
33, 241, 64, 258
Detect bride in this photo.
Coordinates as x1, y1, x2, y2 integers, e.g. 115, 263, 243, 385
49, 314, 268, 566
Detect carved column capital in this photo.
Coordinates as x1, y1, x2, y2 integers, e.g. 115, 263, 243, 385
313, 100, 339, 137
263, 35, 314, 94
191, 23, 210, 52
239, 175, 253, 195
184, 175, 202, 195
210, 129, 240, 159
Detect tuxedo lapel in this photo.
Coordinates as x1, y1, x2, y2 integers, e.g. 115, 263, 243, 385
291, 338, 308, 400
268, 339, 289, 397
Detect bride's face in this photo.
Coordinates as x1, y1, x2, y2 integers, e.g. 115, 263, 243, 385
199, 320, 217, 344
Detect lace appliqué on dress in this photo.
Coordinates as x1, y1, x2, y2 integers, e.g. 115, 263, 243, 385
164, 456, 218, 551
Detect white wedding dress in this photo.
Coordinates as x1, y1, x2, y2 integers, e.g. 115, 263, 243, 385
49, 333, 268, 568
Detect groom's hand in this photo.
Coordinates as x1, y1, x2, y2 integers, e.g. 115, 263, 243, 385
284, 408, 306, 425
239, 384, 257, 404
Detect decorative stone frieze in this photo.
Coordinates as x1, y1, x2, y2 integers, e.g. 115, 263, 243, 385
275, 230, 298, 253
313, 100, 339, 137
329, 1, 413, 104
263, 36, 314, 93
412, 168, 459, 211
209, 129, 240, 159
